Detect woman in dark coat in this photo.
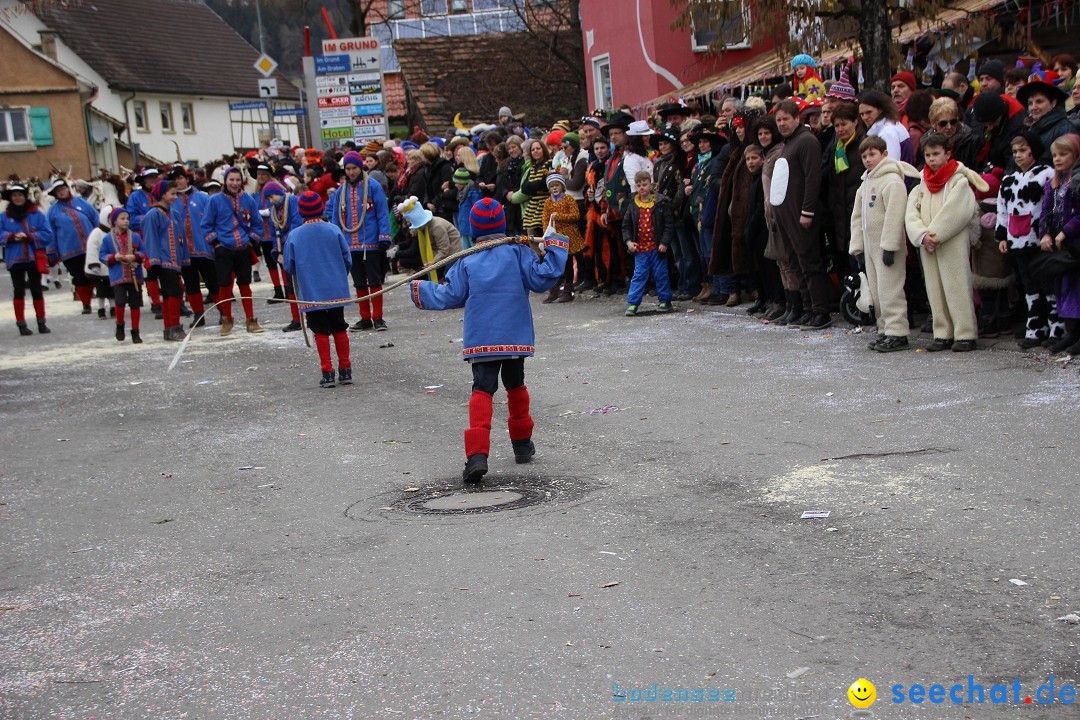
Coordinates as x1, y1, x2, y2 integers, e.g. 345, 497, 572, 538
822, 101, 866, 277
495, 137, 526, 234
709, 110, 759, 305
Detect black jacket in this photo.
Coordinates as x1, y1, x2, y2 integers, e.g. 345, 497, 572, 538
621, 195, 675, 248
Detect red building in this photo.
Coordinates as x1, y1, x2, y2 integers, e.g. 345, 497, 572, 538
579, 0, 772, 115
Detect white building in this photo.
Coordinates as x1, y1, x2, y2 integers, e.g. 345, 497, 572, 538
0, 0, 306, 169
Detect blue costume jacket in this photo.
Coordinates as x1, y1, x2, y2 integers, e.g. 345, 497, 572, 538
328, 176, 392, 251
46, 197, 97, 261
1, 207, 55, 268
126, 188, 152, 232
410, 233, 568, 360
172, 191, 213, 260
201, 191, 258, 250
99, 230, 146, 286
143, 205, 189, 271
282, 220, 353, 312
264, 195, 304, 259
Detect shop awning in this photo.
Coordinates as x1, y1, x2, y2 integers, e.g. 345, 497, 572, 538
642, 0, 1005, 109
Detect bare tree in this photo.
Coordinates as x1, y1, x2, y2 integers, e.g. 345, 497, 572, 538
669, 0, 1000, 92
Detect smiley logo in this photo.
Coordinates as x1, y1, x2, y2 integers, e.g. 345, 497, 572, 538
848, 678, 876, 708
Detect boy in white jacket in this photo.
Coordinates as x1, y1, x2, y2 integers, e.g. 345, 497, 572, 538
849, 136, 920, 352
905, 132, 988, 352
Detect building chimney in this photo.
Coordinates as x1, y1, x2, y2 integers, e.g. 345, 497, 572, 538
38, 30, 58, 60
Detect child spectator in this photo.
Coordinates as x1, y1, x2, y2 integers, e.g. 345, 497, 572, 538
541, 173, 583, 304
408, 198, 568, 484
453, 167, 482, 250
743, 143, 784, 319
622, 170, 674, 316
850, 136, 920, 351
99, 208, 145, 344
905, 132, 988, 352
282, 191, 354, 388
996, 132, 1058, 348
1036, 135, 1080, 355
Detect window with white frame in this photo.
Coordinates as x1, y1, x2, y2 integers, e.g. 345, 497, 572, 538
420, 0, 446, 15
450, 0, 468, 13
181, 103, 195, 132
0, 107, 30, 146
690, 1, 748, 52
133, 100, 148, 131
387, 0, 406, 18
592, 54, 612, 113
160, 101, 174, 132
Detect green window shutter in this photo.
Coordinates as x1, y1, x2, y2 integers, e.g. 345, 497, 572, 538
29, 107, 53, 147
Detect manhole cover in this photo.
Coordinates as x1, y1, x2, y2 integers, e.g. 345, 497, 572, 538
347, 475, 598, 520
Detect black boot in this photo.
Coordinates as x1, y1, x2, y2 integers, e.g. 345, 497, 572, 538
338, 367, 353, 385
1050, 319, 1080, 353
763, 302, 786, 322
269, 286, 286, 304
463, 454, 488, 483
17, 322, 32, 336
320, 370, 336, 388
512, 438, 536, 464
130, 328, 142, 344
190, 315, 206, 329
778, 291, 801, 326
98, 307, 106, 319
745, 297, 767, 315
36, 319, 50, 334
793, 294, 813, 327
115, 323, 125, 341
282, 320, 302, 332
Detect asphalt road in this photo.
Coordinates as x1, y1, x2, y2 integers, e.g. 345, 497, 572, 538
1, 271, 1078, 720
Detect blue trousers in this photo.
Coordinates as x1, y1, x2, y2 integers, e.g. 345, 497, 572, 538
673, 224, 701, 292
627, 250, 672, 305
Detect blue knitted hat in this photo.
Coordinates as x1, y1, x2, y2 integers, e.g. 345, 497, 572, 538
470, 197, 505, 236
791, 54, 816, 69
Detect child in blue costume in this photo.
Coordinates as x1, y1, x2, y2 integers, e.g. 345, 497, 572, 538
282, 191, 355, 388
409, 198, 569, 483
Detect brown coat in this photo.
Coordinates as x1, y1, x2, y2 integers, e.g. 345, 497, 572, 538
709, 145, 752, 275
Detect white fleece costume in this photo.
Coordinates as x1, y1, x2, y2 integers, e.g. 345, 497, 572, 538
905, 163, 989, 342
850, 157, 921, 337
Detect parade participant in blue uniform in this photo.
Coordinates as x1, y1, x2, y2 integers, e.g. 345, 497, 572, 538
201, 166, 264, 336
254, 169, 288, 301
329, 150, 392, 331
127, 168, 162, 314
45, 179, 98, 314
1, 184, 55, 335
409, 198, 569, 483
282, 191, 354, 388
143, 180, 188, 341
171, 167, 217, 328
99, 208, 145, 344
261, 181, 305, 332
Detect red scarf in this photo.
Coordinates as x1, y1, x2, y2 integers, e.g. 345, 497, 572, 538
923, 159, 959, 194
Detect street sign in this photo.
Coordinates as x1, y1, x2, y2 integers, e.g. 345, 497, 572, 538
254, 53, 278, 78
229, 100, 268, 111
307, 37, 387, 151
273, 107, 307, 117
258, 79, 279, 98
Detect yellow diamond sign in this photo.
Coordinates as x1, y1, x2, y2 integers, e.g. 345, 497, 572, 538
254, 54, 278, 78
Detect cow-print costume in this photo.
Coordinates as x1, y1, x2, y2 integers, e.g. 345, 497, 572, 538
996, 164, 1065, 341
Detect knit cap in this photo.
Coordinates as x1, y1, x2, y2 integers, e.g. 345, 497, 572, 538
498, 106, 512, 118
453, 167, 472, 185
297, 191, 325, 218
545, 172, 566, 188
562, 132, 580, 151
363, 140, 382, 155
891, 71, 917, 92
261, 181, 286, 198
342, 150, 365, 168
791, 54, 816, 69
469, 197, 505, 236
150, 179, 171, 201
827, 66, 858, 101
109, 207, 129, 226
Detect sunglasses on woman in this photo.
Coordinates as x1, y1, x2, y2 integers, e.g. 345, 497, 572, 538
936, 119, 959, 128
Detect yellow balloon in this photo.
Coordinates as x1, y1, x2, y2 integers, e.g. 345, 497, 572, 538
848, 678, 876, 708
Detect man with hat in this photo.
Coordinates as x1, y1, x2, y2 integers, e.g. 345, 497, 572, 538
891, 71, 917, 123
329, 150, 392, 331
657, 101, 689, 128
970, 90, 1026, 171
686, 119, 726, 302
282, 191, 354, 388
596, 111, 636, 293
46, 179, 98, 314
977, 59, 1006, 94
1017, 72, 1075, 164
2, 183, 55, 335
